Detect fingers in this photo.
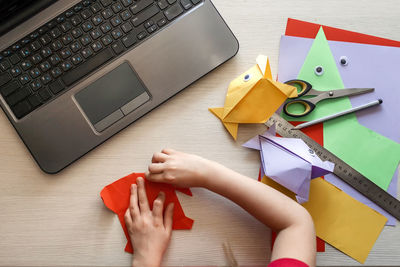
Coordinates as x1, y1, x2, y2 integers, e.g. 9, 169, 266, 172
129, 184, 139, 218
152, 152, 169, 163
124, 208, 133, 226
164, 202, 174, 232
161, 148, 175, 155
137, 177, 150, 212
152, 192, 166, 225
148, 163, 165, 174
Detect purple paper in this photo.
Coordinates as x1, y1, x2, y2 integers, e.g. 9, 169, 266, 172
278, 35, 399, 225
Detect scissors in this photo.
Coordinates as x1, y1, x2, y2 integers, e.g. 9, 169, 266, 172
283, 79, 374, 117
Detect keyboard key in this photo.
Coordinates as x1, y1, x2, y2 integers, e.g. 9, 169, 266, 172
100, 22, 112, 33
83, 0, 91, 7
62, 34, 73, 45
111, 15, 122, 26
65, 9, 74, 17
100, 0, 113, 7
101, 8, 113, 19
70, 41, 82, 52
30, 32, 40, 39
0, 80, 19, 96
12, 100, 31, 119
20, 47, 31, 58
47, 20, 57, 29
121, 22, 133, 33
74, 4, 83, 13
122, 0, 134, 7
49, 80, 65, 94
147, 25, 157, 33
81, 9, 93, 20
31, 54, 43, 64
157, 17, 167, 27
39, 61, 51, 72
51, 67, 63, 78
38, 88, 52, 101
10, 66, 22, 77
21, 60, 33, 70
62, 48, 113, 86
167, 0, 176, 3
51, 40, 63, 51
61, 21, 72, 32
10, 54, 20, 64
91, 3, 102, 13
30, 68, 41, 78
80, 34, 92, 46
12, 44, 21, 51
137, 31, 147, 40
30, 41, 42, 51
57, 15, 66, 23
90, 28, 103, 39
71, 54, 83, 65
38, 26, 48, 35
101, 35, 113, 46
0, 59, 11, 71
157, 0, 169, 10
2, 49, 11, 57
82, 21, 94, 32
180, 0, 193, 9
60, 61, 73, 71
49, 54, 61, 65
6, 86, 30, 106
82, 47, 93, 58
164, 3, 183, 20
111, 40, 125, 54
30, 80, 42, 91
144, 20, 154, 28
60, 48, 72, 59
191, 0, 201, 4
71, 15, 82, 26
39, 34, 51, 45
50, 27, 62, 38
41, 73, 52, 84
91, 41, 103, 52
131, 0, 153, 14
19, 73, 31, 84
92, 14, 103, 25
112, 2, 123, 13
131, 5, 159, 26
122, 32, 136, 47
121, 10, 132, 21
40, 47, 53, 58
27, 94, 42, 108
111, 28, 123, 39
72, 28, 83, 38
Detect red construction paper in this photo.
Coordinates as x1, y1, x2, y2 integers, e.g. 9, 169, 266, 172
100, 173, 194, 253
263, 121, 325, 252
285, 18, 400, 47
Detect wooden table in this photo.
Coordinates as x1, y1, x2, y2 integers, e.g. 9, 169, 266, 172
0, 0, 399, 266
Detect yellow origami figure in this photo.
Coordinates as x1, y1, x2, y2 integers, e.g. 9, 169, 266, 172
209, 55, 298, 140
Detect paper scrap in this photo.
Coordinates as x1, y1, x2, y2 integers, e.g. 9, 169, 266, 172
281, 19, 400, 225
209, 55, 297, 139
262, 176, 387, 263
100, 173, 194, 253
280, 28, 400, 190
244, 129, 334, 203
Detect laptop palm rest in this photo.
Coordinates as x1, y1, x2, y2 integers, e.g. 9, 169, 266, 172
75, 62, 150, 132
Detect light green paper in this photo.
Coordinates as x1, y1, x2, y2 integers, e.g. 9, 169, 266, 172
283, 27, 400, 190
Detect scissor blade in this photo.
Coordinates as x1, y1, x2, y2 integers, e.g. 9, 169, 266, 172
328, 88, 374, 98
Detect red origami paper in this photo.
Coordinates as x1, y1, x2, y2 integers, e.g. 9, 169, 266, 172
100, 173, 194, 253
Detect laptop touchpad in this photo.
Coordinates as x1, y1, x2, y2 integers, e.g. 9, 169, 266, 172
75, 62, 150, 132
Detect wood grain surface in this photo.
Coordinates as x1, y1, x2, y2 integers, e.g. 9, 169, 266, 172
0, 0, 399, 266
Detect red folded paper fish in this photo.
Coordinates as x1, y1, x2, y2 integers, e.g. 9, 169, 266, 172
100, 173, 194, 253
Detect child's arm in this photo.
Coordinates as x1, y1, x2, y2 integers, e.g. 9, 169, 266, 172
146, 149, 316, 267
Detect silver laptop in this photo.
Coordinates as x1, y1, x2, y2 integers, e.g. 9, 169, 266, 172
0, 0, 238, 173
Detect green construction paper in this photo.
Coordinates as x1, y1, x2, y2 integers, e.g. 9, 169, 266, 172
282, 27, 400, 190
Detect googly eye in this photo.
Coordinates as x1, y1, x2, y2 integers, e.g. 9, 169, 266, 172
314, 65, 324, 76
243, 74, 251, 82
340, 56, 348, 66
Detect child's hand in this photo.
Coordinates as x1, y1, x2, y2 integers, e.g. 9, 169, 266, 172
124, 177, 174, 267
146, 149, 214, 188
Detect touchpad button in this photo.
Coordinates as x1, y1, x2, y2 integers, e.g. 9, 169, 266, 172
75, 62, 150, 132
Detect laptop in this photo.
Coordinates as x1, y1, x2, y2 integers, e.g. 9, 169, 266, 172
0, 0, 239, 173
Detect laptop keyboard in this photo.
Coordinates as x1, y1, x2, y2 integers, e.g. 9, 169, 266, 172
0, 0, 202, 119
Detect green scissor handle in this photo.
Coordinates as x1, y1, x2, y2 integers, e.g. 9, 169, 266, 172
283, 98, 316, 117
